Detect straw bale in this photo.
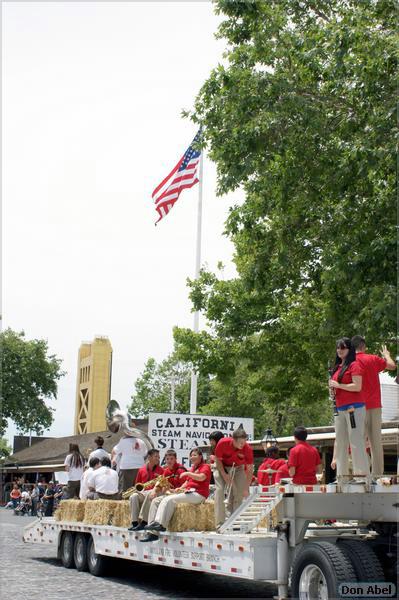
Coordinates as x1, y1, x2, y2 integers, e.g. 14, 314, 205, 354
55, 500, 86, 522
83, 500, 119, 526
111, 500, 131, 528
169, 500, 215, 532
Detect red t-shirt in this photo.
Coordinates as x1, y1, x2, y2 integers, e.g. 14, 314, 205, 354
331, 360, 365, 408
355, 352, 386, 410
257, 458, 287, 485
184, 463, 211, 498
135, 464, 164, 489
288, 441, 321, 485
163, 463, 186, 489
215, 437, 254, 466
275, 463, 290, 484
10, 488, 21, 499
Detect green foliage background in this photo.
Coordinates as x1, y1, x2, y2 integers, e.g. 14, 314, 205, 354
1, 328, 65, 435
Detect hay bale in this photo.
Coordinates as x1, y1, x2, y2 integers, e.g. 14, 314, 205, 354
83, 500, 120, 526
55, 499, 86, 522
169, 500, 215, 532
201, 501, 215, 530
111, 500, 131, 528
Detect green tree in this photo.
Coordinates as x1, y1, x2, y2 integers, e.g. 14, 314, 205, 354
129, 354, 212, 417
0, 437, 12, 461
1, 328, 65, 435
174, 0, 396, 434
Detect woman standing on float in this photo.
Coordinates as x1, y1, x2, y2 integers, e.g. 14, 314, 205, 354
329, 337, 369, 482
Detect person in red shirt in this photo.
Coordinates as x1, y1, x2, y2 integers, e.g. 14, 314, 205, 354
208, 431, 225, 467
275, 462, 290, 484
352, 336, 396, 477
288, 426, 322, 485
257, 446, 287, 486
128, 449, 164, 531
214, 428, 254, 529
140, 448, 211, 542
329, 337, 369, 481
162, 449, 187, 488
10, 484, 21, 508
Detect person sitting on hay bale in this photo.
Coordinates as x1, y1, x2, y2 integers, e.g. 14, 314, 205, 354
87, 456, 120, 500
140, 448, 211, 542
80, 457, 101, 499
128, 449, 164, 531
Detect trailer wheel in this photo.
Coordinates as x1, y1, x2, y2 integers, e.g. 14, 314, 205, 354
291, 541, 357, 600
60, 532, 75, 569
338, 539, 384, 582
74, 534, 89, 572
87, 536, 109, 576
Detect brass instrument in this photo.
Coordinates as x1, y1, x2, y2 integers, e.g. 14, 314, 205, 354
106, 400, 154, 450
122, 474, 172, 500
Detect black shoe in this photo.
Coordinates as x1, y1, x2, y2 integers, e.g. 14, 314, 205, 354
150, 522, 166, 532
132, 521, 147, 531
140, 533, 159, 543
143, 521, 159, 530
128, 521, 139, 531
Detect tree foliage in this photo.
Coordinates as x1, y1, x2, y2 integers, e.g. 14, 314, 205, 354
129, 355, 212, 417
0, 437, 12, 461
1, 328, 65, 435
173, 0, 396, 435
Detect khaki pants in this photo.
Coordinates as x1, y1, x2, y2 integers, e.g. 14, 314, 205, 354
214, 464, 246, 528
139, 490, 165, 522
129, 490, 151, 522
154, 492, 204, 528
335, 406, 369, 479
365, 407, 384, 477
148, 494, 166, 524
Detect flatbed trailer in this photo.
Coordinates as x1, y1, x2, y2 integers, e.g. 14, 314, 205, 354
23, 483, 398, 599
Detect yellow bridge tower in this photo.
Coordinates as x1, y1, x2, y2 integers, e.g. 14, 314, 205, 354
74, 336, 113, 434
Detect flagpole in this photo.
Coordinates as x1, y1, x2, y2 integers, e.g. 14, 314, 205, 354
189, 152, 203, 414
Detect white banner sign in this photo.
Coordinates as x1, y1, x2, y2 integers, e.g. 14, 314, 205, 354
148, 413, 254, 467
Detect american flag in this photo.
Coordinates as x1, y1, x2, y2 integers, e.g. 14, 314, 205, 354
152, 130, 202, 224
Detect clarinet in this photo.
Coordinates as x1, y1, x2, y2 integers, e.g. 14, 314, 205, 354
328, 363, 338, 416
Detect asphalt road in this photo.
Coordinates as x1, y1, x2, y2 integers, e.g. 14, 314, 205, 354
0, 509, 278, 599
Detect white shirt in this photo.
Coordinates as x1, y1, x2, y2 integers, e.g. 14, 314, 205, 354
79, 468, 93, 499
113, 437, 146, 470
88, 448, 110, 462
64, 453, 84, 481
87, 466, 119, 495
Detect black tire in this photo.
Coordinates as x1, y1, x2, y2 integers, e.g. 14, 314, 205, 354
291, 541, 357, 599
74, 533, 89, 572
87, 536, 109, 577
338, 539, 385, 582
60, 531, 75, 569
